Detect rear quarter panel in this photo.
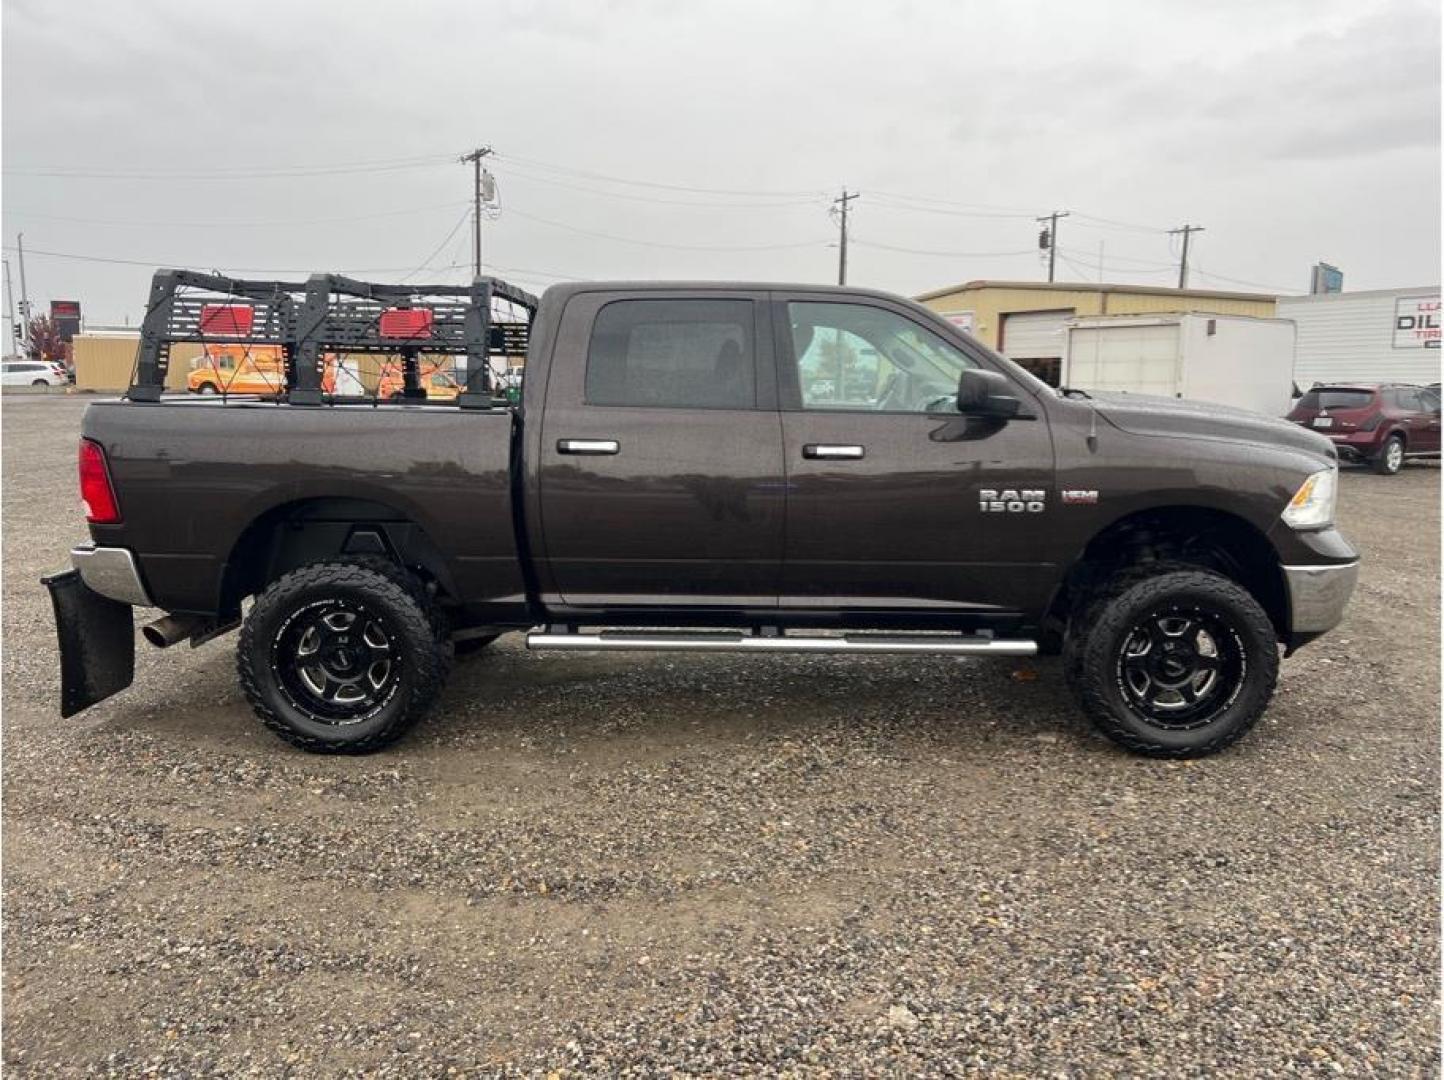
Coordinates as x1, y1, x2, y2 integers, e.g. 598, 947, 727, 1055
84, 400, 521, 614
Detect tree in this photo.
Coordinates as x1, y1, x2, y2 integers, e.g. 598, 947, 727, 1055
25, 314, 65, 361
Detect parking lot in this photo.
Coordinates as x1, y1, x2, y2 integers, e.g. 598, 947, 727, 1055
2, 393, 1437, 1074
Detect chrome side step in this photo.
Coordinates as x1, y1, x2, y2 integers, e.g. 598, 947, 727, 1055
526, 629, 1036, 656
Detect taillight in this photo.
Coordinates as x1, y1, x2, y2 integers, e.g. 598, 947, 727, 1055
78, 438, 121, 524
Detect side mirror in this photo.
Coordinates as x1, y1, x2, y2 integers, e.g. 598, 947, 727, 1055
957, 368, 1022, 419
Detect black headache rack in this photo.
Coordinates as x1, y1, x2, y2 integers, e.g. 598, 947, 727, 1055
128, 269, 539, 408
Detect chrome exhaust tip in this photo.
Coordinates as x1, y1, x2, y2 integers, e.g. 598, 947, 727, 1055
141, 614, 207, 649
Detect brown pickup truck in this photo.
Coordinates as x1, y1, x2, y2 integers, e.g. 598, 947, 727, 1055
46, 271, 1358, 758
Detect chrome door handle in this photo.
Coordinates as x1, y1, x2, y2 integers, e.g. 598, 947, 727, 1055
557, 438, 620, 455
803, 444, 865, 460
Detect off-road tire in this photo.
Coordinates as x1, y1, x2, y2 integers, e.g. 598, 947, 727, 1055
1062, 560, 1197, 693
238, 559, 452, 753
1070, 568, 1278, 758
1372, 434, 1404, 475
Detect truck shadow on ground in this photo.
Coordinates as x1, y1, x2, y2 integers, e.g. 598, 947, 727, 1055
89, 640, 1100, 762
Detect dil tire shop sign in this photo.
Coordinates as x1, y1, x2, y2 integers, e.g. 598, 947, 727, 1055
1394, 295, 1440, 349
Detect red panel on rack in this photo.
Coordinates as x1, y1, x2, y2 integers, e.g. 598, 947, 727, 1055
199, 304, 254, 335
379, 308, 434, 339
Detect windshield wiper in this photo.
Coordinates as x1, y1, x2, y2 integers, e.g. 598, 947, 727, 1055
1058, 386, 1092, 399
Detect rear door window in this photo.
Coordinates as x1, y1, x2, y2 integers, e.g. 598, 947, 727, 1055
586, 299, 756, 409
1395, 388, 1425, 411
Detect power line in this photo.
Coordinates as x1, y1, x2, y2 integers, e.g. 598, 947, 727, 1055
851, 238, 1035, 258
497, 163, 823, 209
1071, 211, 1168, 234
504, 206, 829, 252
0, 244, 463, 276
866, 189, 1037, 214
862, 195, 1039, 220
399, 207, 473, 284
1189, 265, 1294, 293
0, 201, 470, 229
1056, 246, 1177, 270
2, 153, 455, 181
494, 152, 822, 199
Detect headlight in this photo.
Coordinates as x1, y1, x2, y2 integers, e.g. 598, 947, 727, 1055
1281, 466, 1337, 529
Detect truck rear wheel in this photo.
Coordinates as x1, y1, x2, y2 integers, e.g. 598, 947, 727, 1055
238, 560, 452, 753
1069, 568, 1278, 757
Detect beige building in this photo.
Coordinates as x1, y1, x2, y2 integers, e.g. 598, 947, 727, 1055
916, 280, 1278, 385
72, 333, 202, 392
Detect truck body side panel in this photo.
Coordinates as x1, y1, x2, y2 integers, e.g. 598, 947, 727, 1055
84, 400, 523, 616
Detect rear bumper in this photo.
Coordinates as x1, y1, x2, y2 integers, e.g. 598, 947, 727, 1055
70, 544, 152, 607
1283, 560, 1360, 635
1329, 440, 1374, 462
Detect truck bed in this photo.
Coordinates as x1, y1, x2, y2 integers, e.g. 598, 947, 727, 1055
84, 398, 524, 616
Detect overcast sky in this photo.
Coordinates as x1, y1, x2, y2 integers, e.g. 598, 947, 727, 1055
2, 0, 1439, 324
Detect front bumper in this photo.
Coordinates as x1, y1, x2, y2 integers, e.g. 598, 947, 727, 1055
70, 544, 152, 607
1283, 560, 1360, 634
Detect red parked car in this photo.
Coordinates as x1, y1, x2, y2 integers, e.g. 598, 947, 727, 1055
1287, 383, 1441, 474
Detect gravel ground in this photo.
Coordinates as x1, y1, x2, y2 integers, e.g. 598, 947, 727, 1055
3, 394, 1438, 1077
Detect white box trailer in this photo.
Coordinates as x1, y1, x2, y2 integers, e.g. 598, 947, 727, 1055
1062, 312, 1297, 417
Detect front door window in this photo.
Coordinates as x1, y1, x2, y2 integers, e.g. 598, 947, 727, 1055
788, 301, 976, 413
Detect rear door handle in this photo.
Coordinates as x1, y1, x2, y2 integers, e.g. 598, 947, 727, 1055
557, 438, 620, 455
803, 444, 865, 460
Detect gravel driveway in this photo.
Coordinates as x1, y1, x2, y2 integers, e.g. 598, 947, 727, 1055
3, 395, 1438, 1076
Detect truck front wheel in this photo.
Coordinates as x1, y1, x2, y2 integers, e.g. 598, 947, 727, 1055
1069, 568, 1279, 758
237, 560, 452, 753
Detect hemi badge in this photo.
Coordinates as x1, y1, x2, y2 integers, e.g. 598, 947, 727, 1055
1062, 489, 1099, 505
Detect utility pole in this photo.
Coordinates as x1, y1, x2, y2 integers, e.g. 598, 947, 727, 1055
833, 188, 859, 285
16, 232, 31, 352
1035, 211, 1069, 282
3, 258, 15, 355
460, 147, 493, 279
1169, 224, 1205, 289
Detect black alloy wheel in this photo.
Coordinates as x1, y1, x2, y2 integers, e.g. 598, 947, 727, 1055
238, 560, 452, 753
1069, 567, 1279, 758
1115, 604, 1246, 731
272, 598, 401, 725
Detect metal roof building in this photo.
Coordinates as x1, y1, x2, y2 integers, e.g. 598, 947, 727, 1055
915, 280, 1278, 385
1278, 286, 1440, 387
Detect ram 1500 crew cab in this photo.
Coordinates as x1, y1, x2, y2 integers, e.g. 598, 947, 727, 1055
45, 271, 1358, 758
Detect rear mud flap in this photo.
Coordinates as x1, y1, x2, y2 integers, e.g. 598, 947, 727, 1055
41, 568, 136, 718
